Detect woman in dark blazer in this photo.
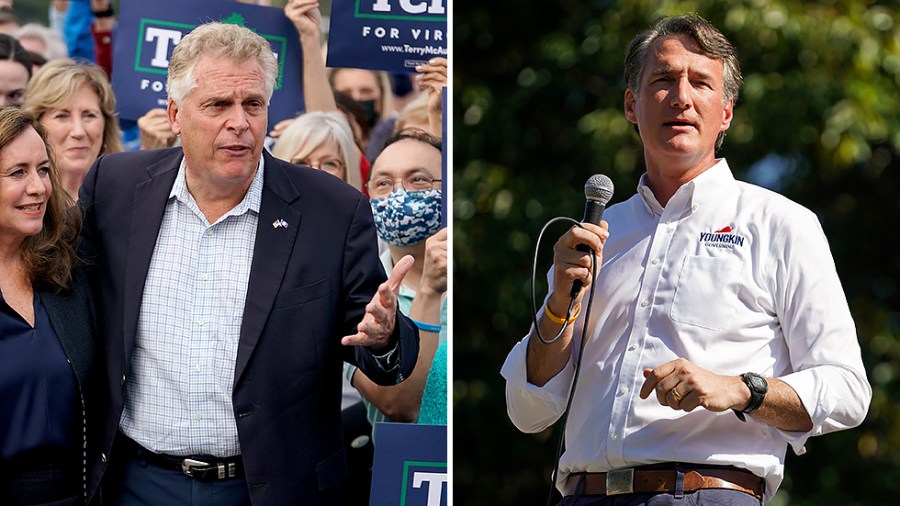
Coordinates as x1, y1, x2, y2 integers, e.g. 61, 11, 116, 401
0, 107, 97, 505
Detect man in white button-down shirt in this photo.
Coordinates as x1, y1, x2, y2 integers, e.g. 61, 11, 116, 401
502, 13, 870, 506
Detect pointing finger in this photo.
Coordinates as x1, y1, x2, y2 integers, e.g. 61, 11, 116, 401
387, 255, 415, 293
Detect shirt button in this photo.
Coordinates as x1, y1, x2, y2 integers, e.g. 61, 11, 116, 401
651, 258, 659, 265
101, 453, 108, 463
196, 415, 202, 421
619, 386, 629, 395
611, 434, 619, 440
202, 274, 209, 281
199, 320, 206, 326
665, 219, 672, 225
640, 299, 650, 308
628, 344, 637, 351
121, 374, 126, 385
195, 366, 202, 373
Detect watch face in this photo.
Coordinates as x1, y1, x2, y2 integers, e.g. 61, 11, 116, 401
747, 374, 768, 393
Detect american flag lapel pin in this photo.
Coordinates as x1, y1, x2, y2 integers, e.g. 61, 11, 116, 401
272, 219, 289, 229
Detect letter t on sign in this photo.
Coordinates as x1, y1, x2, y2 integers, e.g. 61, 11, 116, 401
145, 27, 183, 68
412, 472, 448, 506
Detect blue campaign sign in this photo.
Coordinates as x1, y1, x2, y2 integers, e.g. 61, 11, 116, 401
111, 0, 304, 131
371, 423, 447, 506
327, 0, 448, 73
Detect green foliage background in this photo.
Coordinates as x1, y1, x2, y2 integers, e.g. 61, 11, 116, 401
454, 0, 900, 504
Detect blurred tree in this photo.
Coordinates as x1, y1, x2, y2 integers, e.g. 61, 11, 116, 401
454, 1, 900, 505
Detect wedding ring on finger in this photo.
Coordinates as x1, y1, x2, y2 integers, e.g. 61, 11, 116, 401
670, 387, 683, 402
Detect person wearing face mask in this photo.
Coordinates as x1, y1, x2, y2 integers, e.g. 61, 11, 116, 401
328, 67, 399, 160
328, 68, 391, 129
344, 128, 448, 433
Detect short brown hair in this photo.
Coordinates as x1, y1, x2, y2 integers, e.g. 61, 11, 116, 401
624, 14, 742, 150
0, 108, 81, 291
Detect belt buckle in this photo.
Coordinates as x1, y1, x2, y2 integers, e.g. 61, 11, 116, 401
606, 468, 634, 496
181, 458, 210, 478
219, 462, 238, 479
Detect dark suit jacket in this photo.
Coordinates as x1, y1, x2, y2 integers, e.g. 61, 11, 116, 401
39, 267, 99, 504
80, 148, 419, 505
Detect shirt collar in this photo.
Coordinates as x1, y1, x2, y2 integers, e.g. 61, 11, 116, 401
636, 159, 734, 216
170, 155, 265, 218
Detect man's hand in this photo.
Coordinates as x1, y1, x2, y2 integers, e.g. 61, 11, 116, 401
639, 358, 749, 413
525, 221, 608, 387
545, 221, 608, 315
342, 255, 414, 350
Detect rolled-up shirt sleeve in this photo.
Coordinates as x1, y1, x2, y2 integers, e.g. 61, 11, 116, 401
500, 328, 577, 433
771, 208, 871, 454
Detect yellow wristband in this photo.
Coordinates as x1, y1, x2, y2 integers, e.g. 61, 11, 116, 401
544, 303, 581, 325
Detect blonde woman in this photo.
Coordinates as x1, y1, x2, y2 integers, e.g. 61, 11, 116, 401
22, 58, 123, 199
271, 111, 363, 191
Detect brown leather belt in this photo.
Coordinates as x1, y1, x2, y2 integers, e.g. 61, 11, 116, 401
563, 467, 764, 500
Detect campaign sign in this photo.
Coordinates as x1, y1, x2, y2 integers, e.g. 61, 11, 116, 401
111, 0, 304, 131
370, 423, 448, 506
327, 0, 448, 73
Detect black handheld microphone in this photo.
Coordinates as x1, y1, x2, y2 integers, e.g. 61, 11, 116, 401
570, 174, 615, 298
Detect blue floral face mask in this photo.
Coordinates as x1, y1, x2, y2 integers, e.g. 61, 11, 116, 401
370, 189, 442, 246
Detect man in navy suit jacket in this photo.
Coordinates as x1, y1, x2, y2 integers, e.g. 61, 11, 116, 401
80, 22, 418, 505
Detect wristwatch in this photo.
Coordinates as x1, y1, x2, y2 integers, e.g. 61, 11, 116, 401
733, 372, 768, 422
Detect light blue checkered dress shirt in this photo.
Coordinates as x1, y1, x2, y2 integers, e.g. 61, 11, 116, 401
119, 157, 263, 458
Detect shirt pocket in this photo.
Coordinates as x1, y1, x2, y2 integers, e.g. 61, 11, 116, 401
670, 255, 742, 331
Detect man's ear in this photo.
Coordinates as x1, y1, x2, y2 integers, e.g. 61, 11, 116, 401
167, 99, 181, 136
720, 98, 734, 132
624, 88, 638, 125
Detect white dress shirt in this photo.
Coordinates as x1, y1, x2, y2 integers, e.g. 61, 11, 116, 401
120, 157, 263, 457
501, 160, 870, 499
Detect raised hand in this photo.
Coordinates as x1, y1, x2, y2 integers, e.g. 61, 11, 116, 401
284, 0, 322, 41
341, 255, 415, 350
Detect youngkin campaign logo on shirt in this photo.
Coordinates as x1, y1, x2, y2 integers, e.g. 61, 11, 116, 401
699, 225, 746, 249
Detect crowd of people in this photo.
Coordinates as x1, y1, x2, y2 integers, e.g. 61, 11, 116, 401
0, 1, 448, 505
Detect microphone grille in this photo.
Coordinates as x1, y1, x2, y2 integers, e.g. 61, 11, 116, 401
584, 174, 614, 204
